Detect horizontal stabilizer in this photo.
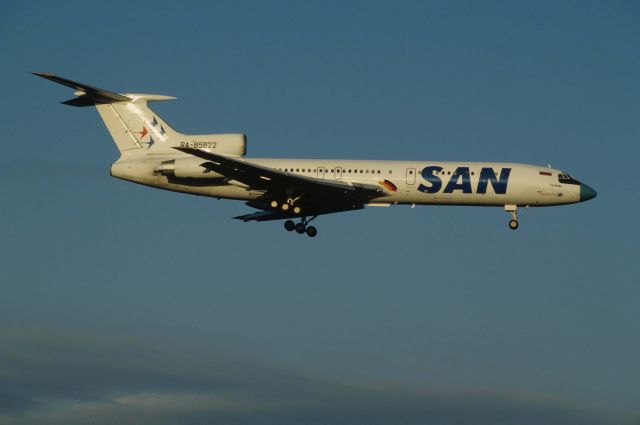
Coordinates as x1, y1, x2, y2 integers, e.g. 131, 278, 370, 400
33, 72, 131, 106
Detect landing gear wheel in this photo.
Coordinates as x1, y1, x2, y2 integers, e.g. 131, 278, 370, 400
295, 223, 306, 234
284, 220, 295, 232
504, 205, 519, 231
306, 226, 318, 237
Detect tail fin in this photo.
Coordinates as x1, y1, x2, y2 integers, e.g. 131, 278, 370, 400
33, 72, 180, 156
94, 93, 178, 155
34, 72, 248, 157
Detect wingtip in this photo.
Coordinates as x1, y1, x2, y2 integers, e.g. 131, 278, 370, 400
32, 71, 51, 78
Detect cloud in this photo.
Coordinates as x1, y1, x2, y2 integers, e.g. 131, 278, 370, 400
0, 328, 628, 425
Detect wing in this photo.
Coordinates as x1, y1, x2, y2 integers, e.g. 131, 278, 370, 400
175, 147, 388, 219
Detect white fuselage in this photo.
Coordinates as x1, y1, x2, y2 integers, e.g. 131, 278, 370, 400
111, 156, 581, 208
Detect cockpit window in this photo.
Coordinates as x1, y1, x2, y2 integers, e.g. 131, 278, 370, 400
558, 172, 580, 185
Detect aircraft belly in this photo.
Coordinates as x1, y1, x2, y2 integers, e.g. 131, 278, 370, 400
386, 185, 543, 207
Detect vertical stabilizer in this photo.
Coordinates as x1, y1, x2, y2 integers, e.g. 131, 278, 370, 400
95, 94, 178, 155
33, 72, 178, 156
34, 72, 247, 158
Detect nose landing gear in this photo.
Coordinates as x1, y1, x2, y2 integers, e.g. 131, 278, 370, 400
284, 216, 318, 237
505, 205, 519, 230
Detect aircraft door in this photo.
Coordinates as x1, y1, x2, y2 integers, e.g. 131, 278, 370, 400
317, 166, 326, 179
406, 168, 416, 185
334, 166, 343, 180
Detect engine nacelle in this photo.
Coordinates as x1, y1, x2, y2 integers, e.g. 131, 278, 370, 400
156, 133, 248, 179
156, 157, 225, 179
176, 133, 247, 157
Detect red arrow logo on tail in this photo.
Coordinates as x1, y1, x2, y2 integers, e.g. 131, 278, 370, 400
134, 126, 148, 139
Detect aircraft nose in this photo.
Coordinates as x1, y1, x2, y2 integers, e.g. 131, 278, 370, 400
580, 183, 597, 202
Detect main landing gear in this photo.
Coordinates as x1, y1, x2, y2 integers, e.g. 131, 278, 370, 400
505, 205, 519, 230
284, 216, 318, 237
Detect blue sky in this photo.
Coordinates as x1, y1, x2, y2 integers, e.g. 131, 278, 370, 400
1, 1, 638, 424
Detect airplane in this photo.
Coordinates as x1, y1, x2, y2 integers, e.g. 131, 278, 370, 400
34, 72, 597, 237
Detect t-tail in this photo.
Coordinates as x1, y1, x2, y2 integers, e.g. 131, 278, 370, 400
32, 72, 246, 157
